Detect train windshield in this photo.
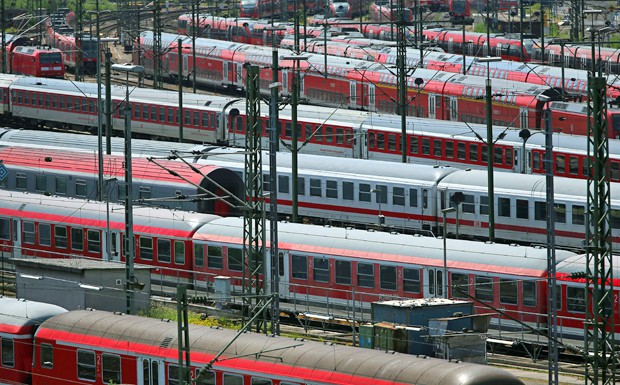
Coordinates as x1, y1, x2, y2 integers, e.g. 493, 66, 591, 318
80, 40, 98, 58
611, 112, 620, 139
40, 52, 62, 64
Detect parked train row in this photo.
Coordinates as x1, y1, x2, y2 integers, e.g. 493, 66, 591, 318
0, 189, 615, 343
308, 17, 620, 75
1, 128, 620, 251
4, 75, 620, 181
137, 31, 620, 137
175, 14, 616, 100
1, 298, 526, 385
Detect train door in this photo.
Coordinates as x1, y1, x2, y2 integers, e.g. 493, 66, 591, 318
424, 268, 444, 298
350, 81, 357, 109
448, 38, 453, 53
278, 251, 289, 298
102, 230, 121, 262
136, 357, 164, 385
235, 63, 243, 88
448, 97, 458, 121
519, 107, 528, 129
428, 94, 437, 119
368, 84, 375, 111
182, 53, 189, 76
282, 69, 289, 95
12, 218, 21, 258
223, 61, 229, 85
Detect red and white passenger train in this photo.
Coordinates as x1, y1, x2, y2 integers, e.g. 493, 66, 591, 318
0, 298, 525, 385
0, 190, 616, 343
137, 32, 620, 137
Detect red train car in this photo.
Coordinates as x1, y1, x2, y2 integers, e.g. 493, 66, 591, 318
0, 298, 66, 385
239, 0, 282, 18
369, 1, 413, 22
11, 46, 64, 78
44, 24, 98, 73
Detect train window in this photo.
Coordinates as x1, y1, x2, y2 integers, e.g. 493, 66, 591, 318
194, 369, 215, 385
556, 155, 565, 174
368, 132, 375, 148
313, 257, 330, 283
278, 175, 290, 194
89, 100, 95, 113
157, 239, 171, 263
612, 162, 620, 181
374, 185, 387, 204
223, 374, 243, 385
388, 133, 396, 151
45, 94, 50, 107
71, 228, 83, 251
16, 91, 22, 104
456, 142, 466, 160
228, 248, 242, 271
39, 94, 43, 107
474, 276, 493, 302
208, 246, 223, 269
298, 177, 305, 196
55, 177, 67, 195
194, 244, 205, 268
134, 104, 140, 119
262, 174, 270, 192
498, 198, 510, 217
532, 153, 540, 171
102, 354, 121, 385
469, 143, 478, 162
422, 138, 430, 155
534, 201, 546, 221
151, 107, 157, 121
402, 268, 420, 293
23, 222, 35, 244
76, 179, 87, 197
36, 174, 47, 192
325, 126, 334, 143
566, 286, 586, 313
140, 237, 153, 260
493, 147, 502, 165
572, 205, 585, 225
160, 108, 166, 122
323, 179, 338, 199
481, 145, 488, 164
506, 148, 513, 166
67, 96, 72, 110
292, 255, 308, 280
185, 111, 191, 125
40, 343, 53, 368
555, 204, 566, 224
357, 262, 374, 288
499, 278, 518, 305
380, 265, 396, 291
569, 157, 579, 175
39, 223, 51, 246
310, 179, 322, 197
376, 132, 384, 149
516, 199, 528, 219
16, 173, 26, 190
285, 122, 292, 138
409, 136, 418, 154
342, 182, 354, 201
359, 183, 371, 202
433, 139, 442, 157
461, 195, 474, 214
0, 219, 9, 240
480, 196, 488, 215
87, 230, 100, 253
1, 338, 13, 367
335, 260, 351, 285
77, 350, 96, 381
305, 124, 314, 142
169, 364, 180, 385
445, 141, 454, 159
336, 128, 344, 145
611, 210, 620, 229
523, 281, 537, 307
409, 188, 418, 207
393, 187, 405, 206
168, 109, 174, 123
451, 273, 468, 298
251, 378, 272, 385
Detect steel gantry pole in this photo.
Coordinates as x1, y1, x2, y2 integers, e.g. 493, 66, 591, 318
397, 0, 408, 163
268, 41, 280, 336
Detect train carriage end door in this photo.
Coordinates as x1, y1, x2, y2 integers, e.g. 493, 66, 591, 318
349, 81, 357, 109
12, 218, 21, 259
519, 107, 529, 129
137, 357, 164, 385
223, 61, 229, 85
278, 251, 290, 299
424, 267, 443, 298
428, 94, 437, 119
235, 63, 243, 88
182, 53, 189, 75
103, 230, 121, 262
448, 96, 458, 121
368, 84, 375, 111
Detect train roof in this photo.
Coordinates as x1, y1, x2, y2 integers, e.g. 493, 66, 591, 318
0, 297, 66, 331
556, 254, 620, 280
437, 169, 620, 203
0, 190, 218, 236
196, 217, 576, 276
37, 309, 525, 385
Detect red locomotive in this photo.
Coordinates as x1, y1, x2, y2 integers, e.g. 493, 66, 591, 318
10, 46, 64, 78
